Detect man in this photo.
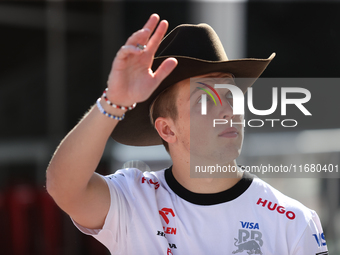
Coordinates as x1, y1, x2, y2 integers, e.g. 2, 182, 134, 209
46, 14, 328, 254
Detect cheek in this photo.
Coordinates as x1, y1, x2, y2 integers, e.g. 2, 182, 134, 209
190, 115, 214, 146
175, 113, 190, 143
176, 122, 190, 151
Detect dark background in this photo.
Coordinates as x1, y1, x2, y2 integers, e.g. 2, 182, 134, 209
1, 1, 339, 139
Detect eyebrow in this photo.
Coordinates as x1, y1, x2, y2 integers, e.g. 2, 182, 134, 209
189, 78, 235, 99
190, 85, 204, 98
189, 79, 215, 98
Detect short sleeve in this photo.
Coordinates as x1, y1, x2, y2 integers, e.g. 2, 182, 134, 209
72, 172, 133, 254
292, 210, 328, 255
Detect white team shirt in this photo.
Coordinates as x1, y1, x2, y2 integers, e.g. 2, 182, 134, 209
73, 167, 328, 255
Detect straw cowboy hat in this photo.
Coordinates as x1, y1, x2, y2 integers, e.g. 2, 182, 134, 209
111, 23, 275, 146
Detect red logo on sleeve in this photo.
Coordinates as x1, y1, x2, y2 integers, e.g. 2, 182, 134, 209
141, 176, 160, 189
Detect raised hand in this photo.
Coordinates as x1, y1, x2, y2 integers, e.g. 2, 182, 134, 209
106, 14, 178, 107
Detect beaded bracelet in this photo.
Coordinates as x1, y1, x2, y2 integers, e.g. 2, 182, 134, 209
96, 98, 125, 121
103, 88, 137, 110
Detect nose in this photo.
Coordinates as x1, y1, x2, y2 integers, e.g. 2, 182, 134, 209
220, 97, 234, 120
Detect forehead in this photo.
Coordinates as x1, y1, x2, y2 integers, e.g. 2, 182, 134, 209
175, 72, 235, 96
194, 72, 235, 86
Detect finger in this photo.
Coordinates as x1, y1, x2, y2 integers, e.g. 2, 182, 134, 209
153, 57, 178, 85
146, 20, 169, 55
142, 13, 160, 35
115, 45, 143, 60
125, 14, 159, 47
125, 28, 150, 48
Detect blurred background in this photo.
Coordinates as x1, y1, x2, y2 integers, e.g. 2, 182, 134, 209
0, 0, 339, 254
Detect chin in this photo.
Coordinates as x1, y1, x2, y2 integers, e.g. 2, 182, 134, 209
222, 146, 241, 160
209, 147, 241, 164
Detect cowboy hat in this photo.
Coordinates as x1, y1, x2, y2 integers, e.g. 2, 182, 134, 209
111, 23, 275, 146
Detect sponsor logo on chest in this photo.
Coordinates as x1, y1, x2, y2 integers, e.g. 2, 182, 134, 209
256, 198, 296, 220
232, 221, 263, 255
156, 207, 178, 254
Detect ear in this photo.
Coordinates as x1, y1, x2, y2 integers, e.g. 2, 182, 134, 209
154, 117, 176, 144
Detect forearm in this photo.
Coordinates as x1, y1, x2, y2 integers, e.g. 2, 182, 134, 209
46, 98, 126, 199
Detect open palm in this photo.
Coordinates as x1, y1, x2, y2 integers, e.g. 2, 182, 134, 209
106, 14, 178, 106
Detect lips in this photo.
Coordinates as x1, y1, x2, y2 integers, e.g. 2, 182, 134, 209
218, 127, 238, 138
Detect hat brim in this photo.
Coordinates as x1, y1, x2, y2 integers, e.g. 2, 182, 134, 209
111, 53, 275, 146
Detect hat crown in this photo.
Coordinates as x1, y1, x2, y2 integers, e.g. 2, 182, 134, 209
155, 23, 229, 61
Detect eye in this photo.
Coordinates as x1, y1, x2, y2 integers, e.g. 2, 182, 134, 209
226, 91, 233, 99
226, 91, 233, 106
197, 94, 210, 103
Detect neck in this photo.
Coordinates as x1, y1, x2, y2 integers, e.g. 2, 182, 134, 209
171, 157, 243, 194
